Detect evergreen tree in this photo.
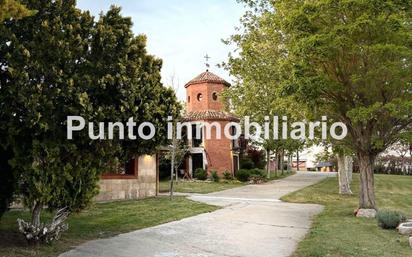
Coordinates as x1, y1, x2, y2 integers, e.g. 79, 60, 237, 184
0, 0, 179, 242
0, 0, 34, 21
0, 0, 34, 220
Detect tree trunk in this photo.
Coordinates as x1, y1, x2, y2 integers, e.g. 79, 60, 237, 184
337, 154, 352, 195
274, 153, 278, 177
358, 152, 376, 209
27, 201, 43, 246
296, 150, 300, 171
280, 150, 284, 175
31, 202, 42, 228
175, 166, 179, 183
266, 149, 271, 179
348, 155, 353, 182
169, 141, 175, 200
286, 155, 290, 171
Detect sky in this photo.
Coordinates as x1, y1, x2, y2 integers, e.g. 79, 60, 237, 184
76, 0, 246, 100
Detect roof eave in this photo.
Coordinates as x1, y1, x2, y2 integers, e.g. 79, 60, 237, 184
184, 81, 231, 88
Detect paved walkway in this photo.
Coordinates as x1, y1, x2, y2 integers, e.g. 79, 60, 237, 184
60, 171, 335, 257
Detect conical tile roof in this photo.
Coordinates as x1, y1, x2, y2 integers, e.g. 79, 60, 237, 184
184, 70, 231, 88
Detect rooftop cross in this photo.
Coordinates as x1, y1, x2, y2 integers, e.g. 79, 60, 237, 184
204, 54, 211, 70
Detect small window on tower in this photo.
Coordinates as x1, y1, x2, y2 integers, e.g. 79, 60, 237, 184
212, 92, 218, 101
188, 96, 190, 103
197, 93, 203, 101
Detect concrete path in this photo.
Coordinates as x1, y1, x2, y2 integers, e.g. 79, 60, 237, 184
60, 171, 335, 257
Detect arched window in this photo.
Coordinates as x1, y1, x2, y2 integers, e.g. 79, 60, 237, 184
197, 93, 203, 101
212, 92, 218, 101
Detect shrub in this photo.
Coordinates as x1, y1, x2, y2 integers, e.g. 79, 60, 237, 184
247, 147, 267, 169
223, 171, 233, 180
376, 210, 407, 229
248, 169, 266, 184
194, 168, 207, 181
240, 158, 255, 169
250, 168, 265, 177
249, 175, 266, 184
236, 169, 251, 182
210, 171, 220, 182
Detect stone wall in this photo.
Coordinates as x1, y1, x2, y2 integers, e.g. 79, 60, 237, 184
95, 155, 158, 201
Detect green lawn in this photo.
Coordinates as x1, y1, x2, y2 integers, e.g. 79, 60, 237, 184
0, 197, 218, 257
159, 171, 295, 194
281, 174, 412, 257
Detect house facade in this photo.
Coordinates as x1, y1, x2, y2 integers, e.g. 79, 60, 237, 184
183, 70, 240, 176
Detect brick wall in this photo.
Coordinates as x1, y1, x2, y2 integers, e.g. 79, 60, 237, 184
187, 83, 208, 112
204, 120, 233, 175
186, 82, 226, 112
185, 78, 236, 176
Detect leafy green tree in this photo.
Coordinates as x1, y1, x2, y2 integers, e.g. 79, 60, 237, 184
0, 1, 179, 242
231, 0, 412, 209
278, 0, 411, 210
0, 0, 34, 221
222, 3, 306, 178
0, 0, 34, 21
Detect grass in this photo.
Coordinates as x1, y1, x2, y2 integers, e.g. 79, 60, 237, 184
281, 174, 412, 257
159, 170, 295, 194
0, 197, 218, 257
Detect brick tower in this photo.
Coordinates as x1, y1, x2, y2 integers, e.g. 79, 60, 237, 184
183, 70, 240, 177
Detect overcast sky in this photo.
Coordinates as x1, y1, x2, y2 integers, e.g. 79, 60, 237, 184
76, 0, 246, 100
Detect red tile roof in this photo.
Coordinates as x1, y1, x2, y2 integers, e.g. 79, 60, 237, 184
183, 110, 239, 122
184, 70, 231, 88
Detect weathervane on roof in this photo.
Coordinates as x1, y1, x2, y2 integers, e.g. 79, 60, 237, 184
204, 53, 211, 70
